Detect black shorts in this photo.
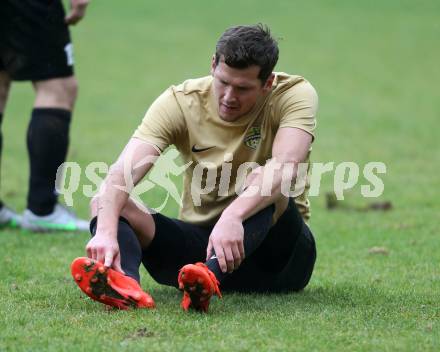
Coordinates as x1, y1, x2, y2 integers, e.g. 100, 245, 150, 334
0, 0, 74, 81
142, 200, 317, 293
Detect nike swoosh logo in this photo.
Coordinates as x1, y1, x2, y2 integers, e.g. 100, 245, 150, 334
191, 145, 215, 153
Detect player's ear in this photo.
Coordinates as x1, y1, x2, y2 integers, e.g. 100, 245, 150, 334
263, 73, 275, 91
210, 55, 216, 76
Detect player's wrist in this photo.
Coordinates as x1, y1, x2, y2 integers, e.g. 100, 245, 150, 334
220, 208, 244, 223
95, 219, 118, 238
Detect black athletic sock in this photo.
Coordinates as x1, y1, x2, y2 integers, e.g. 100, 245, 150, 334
26, 108, 71, 215
0, 112, 3, 210
205, 205, 275, 282
90, 216, 142, 283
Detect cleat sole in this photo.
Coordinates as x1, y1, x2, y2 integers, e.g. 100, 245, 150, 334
178, 263, 221, 313
71, 257, 155, 310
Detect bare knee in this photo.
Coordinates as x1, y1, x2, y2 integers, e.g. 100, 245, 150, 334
33, 76, 78, 110
120, 200, 142, 223
0, 72, 11, 113
120, 199, 155, 248
89, 197, 155, 247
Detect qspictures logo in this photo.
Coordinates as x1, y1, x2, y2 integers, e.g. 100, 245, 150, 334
55, 148, 387, 214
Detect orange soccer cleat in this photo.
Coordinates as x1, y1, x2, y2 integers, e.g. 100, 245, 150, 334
178, 262, 222, 312
70, 257, 155, 310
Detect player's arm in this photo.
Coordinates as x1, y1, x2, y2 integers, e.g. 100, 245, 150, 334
85, 138, 160, 270
87, 83, 183, 271
65, 0, 90, 25
207, 127, 312, 273
229, 127, 312, 219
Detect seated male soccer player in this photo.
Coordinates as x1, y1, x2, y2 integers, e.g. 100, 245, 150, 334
72, 24, 318, 312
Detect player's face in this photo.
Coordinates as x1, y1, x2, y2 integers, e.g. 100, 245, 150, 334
211, 57, 274, 122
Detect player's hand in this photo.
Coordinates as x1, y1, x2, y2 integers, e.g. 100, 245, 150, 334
206, 214, 245, 273
85, 233, 124, 274
65, 0, 90, 25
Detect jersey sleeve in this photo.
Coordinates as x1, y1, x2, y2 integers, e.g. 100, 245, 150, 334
277, 81, 318, 140
132, 87, 186, 151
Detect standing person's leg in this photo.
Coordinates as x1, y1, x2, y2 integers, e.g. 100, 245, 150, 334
0, 70, 11, 208
0, 70, 21, 227
3, 0, 90, 231
0, 0, 25, 226
26, 76, 77, 216
22, 76, 91, 231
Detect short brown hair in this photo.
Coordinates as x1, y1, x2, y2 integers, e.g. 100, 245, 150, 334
215, 24, 279, 83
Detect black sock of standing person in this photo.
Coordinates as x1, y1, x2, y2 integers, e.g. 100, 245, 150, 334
26, 108, 71, 215
205, 205, 275, 282
0, 112, 3, 210
90, 216, 142, 283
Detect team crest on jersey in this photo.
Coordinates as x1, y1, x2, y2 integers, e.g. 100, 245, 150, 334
244, 127, 261, 150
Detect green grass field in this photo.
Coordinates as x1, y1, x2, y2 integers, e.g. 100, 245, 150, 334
1, 0, 439, 350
